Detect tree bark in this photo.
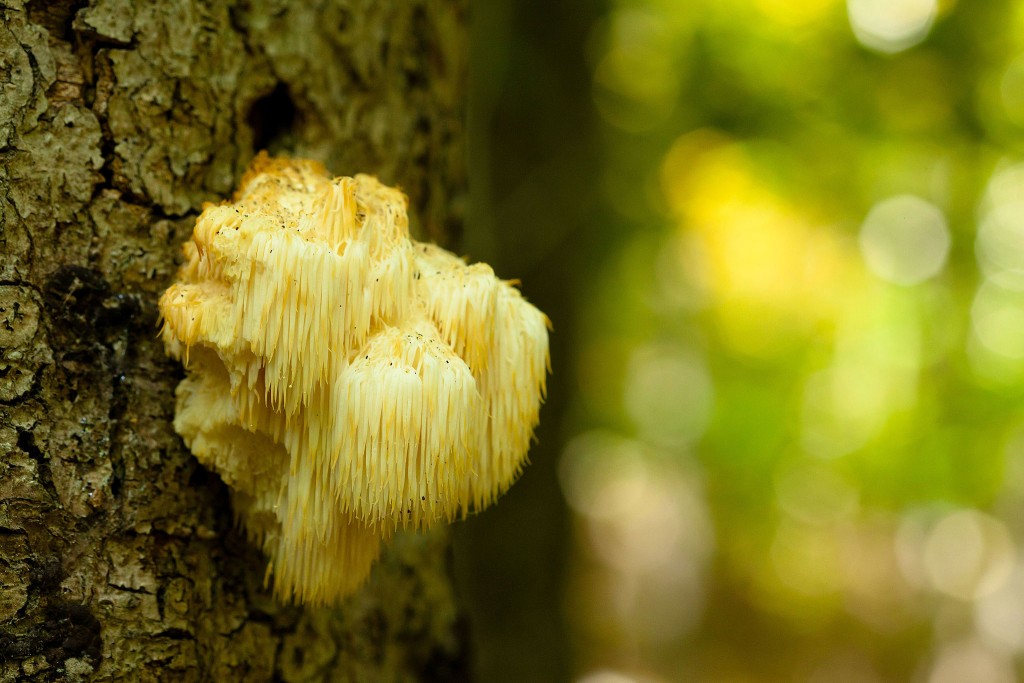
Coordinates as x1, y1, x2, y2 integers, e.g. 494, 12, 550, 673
0, 0, 470, 680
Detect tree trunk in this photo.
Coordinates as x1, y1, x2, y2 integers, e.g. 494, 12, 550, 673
0, 1, 470, 680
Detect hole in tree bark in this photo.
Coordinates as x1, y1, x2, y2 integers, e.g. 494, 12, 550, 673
248, 83, 298, 153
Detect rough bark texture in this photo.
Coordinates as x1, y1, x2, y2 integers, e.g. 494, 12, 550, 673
0, 0, 470, 680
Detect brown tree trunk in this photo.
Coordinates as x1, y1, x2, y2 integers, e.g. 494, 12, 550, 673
0, 1, 470, 680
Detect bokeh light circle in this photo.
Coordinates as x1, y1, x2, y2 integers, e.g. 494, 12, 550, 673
858, 194, 950, 285
847, 0, 938, 54
922, 510, 1015, 601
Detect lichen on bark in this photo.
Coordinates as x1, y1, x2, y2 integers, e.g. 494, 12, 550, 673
0, 0, 470, 680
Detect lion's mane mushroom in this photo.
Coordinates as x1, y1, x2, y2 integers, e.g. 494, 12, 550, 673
158, 154, 550, 605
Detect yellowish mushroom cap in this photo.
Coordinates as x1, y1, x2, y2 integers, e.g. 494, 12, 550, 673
158, 153, 550, 605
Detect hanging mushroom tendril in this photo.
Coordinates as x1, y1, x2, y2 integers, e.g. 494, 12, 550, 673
158, 153, 550, 606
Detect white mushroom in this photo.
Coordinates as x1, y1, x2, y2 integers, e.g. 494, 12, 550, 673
158, 153, 550, 605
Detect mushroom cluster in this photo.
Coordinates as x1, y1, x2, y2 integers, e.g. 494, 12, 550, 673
159, 154, 550, 605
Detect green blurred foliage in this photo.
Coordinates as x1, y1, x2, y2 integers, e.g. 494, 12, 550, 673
458, 0, 1024, 681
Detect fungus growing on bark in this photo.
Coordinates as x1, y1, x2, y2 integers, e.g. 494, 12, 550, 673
158, 154, 550, 605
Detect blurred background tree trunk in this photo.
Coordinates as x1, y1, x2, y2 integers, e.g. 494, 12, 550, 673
0, 1, 470, 680
452, 1, 598, 681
